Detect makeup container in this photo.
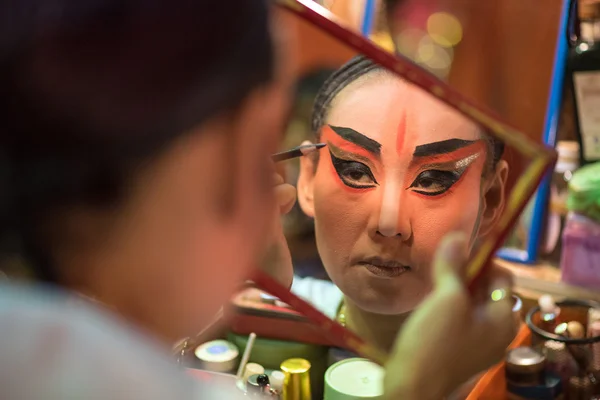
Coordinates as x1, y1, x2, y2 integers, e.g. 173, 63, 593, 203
555, 321, 586, 339
590, 321, 600, 371
228, 334, 327, 398
270, 371, 285, 393
280, 358, 312, 400
324, 358, 384, 400
193, 339, 239, 373
506, 372, 563, 400
243, 363, 266, 384
505, 347, 547, 386
539, 295, 561, 333
543, 340, 578, 385
569, 321, 586, 339
589, 308, 600, 327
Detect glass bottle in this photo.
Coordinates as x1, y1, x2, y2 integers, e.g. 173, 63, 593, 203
543, 141, 580, 265
567, 1, 600, 165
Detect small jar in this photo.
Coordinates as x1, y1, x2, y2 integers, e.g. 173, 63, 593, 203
324, 358, 384, 399
280, 358, 312, 400
506, 372, 563, 400
505, 347, 546, 386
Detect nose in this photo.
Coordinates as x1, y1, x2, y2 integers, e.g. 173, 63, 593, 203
377, 179, 411, 239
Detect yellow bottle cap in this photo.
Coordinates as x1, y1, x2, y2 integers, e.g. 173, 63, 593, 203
280, 358, 312, 400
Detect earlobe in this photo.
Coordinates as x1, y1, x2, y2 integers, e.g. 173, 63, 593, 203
297, 141, 317, 218
478, 160, 509, 237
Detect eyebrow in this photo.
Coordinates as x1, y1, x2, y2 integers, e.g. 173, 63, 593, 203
329, 125, 382, 156
413, 139, 477, 157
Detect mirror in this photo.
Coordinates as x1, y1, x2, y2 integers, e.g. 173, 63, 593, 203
241, 0, 554, 386
265, 0, 554, 352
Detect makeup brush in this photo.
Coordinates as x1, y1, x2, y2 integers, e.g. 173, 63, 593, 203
271, 143, 326, 162
236, 332, 257, 379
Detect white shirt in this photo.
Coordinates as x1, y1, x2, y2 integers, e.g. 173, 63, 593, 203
290, 275, 343, 319
0, 284, 246, 400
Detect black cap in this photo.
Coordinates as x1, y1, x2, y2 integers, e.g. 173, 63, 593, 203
257, 374, 270, 387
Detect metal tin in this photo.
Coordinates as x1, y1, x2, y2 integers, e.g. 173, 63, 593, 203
193, 340, 239, 373
280, 358, 312, 400
324, 358, 384, 400
505, 347, 546, 385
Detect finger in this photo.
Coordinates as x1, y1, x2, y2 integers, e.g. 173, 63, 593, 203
275, 183, 297, 214
275, 162, 287, 181
433, 231, 468, 290
272, 172, 284, 186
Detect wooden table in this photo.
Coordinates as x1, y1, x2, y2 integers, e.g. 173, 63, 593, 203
497, 258, 600, 311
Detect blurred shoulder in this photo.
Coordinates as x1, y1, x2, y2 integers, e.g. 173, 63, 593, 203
0, 284, 243, 399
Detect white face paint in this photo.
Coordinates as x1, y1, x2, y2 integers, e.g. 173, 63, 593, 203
305, 73, 494, 316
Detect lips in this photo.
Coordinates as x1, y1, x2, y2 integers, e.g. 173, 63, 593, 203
358, 257, 411, 278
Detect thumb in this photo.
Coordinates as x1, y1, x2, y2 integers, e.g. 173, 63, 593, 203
433, 232, 468, 290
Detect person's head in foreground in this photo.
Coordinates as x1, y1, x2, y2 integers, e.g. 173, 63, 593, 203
297, 56, 509, 347
0, 0, 295, 343
0, 2, 518, 399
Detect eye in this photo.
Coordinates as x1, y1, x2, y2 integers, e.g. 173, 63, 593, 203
330, 151, 377, 189
408, 170, 461, 196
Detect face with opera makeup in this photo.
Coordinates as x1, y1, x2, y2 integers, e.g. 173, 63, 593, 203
298, 71, 508, 315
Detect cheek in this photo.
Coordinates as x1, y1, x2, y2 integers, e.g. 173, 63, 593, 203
409, 167, 484, 258
312, 164, 373, 268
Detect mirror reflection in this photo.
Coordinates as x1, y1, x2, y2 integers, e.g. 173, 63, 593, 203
290, 55, 508, 353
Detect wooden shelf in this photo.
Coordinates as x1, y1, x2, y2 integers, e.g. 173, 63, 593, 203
496, 258, 600, 303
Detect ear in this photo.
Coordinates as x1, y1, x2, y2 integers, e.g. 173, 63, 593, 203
477, 160, 509, 237
297, 140, 318, 218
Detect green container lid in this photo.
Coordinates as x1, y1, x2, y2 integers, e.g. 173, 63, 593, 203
567, 162, 600, 222
324, 358, 384, 400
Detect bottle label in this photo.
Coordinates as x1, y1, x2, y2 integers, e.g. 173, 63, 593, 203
574, 71, 600, 160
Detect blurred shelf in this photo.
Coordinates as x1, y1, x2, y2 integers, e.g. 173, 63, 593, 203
496, 258, 600, 303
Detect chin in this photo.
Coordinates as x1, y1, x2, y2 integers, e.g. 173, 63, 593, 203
358, 298, 421, 315
348, 288, 427, 315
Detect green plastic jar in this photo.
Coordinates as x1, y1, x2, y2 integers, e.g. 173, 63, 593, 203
567, 161, 600, 222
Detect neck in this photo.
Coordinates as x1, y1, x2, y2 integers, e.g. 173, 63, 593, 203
67, 279, 177, 346
343, 296, 410, 353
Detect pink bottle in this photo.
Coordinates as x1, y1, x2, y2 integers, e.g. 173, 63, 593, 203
560, 212, 600, 290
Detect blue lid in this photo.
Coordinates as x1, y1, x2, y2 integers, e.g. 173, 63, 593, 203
507, 373, 562, 400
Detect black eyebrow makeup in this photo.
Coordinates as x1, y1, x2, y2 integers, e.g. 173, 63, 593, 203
327, 142, 375, 166
413, 139, 477, 157
329, 125, 382, 156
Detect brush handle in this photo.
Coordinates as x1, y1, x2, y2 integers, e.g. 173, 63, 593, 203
271, 143, 325, 162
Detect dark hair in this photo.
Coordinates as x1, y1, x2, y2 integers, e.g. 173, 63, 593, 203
0, 0, 274, 282
310, 56, 504, 166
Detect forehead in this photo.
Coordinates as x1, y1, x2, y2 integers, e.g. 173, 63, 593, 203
326, 73, 481, 145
